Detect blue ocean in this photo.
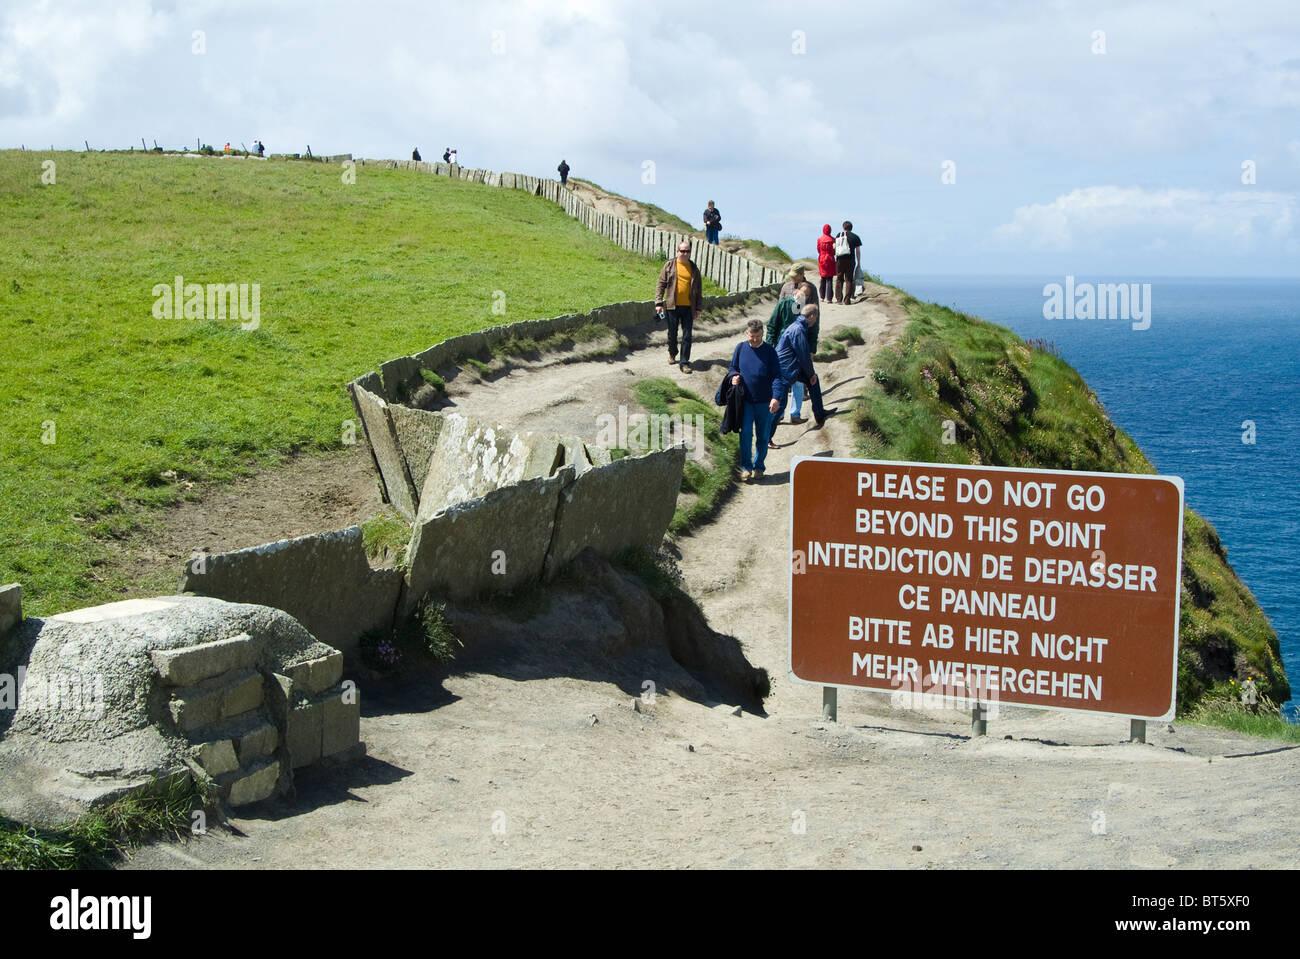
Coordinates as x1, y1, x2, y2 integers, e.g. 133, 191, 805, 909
889, 275, 1300, 716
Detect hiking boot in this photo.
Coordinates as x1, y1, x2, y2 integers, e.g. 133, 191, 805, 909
741, 470, 753, 482
680, 363, 692, 374
754, 469, 765, 481
788, 415, 805, 425
668, 355, 678, 365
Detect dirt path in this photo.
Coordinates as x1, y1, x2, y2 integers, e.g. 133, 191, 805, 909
116, 285, 1300, 870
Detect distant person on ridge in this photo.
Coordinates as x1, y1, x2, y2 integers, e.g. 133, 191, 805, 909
817, 224, 836, 302
703, 201, 722, 244
833, 220, 862, 304
449, 148, 458, 164
255, 140, 265, 157
558, 159, 570, 186
654, 239, 702, 374
442, 147, 451, 163
412, 147, 421, 161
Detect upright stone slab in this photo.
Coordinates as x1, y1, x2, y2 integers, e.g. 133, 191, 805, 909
416, 413, 566, 520
544, 448, 686, 577
387, 405, 446, 501
182, 527, 403, 652
402, 467, 573, 613
349, 383, 418, 521
0, 584, 20, 636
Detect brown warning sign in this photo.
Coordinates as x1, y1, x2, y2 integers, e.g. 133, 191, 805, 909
789, 458, 1184, 720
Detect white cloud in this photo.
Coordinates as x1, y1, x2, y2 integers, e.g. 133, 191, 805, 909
992, 186, 1299, 257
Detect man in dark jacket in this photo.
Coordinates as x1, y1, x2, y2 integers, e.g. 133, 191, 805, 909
654, 240, 703, 373
775, 305, 827, 427
727, 319, 785, 480
703, 201, 721, 244
558, 159, 570, 186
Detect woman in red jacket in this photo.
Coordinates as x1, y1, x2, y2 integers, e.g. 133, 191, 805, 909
816, 224, 836, 303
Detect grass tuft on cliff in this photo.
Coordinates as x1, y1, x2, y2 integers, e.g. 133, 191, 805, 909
852, 294, 1289, 713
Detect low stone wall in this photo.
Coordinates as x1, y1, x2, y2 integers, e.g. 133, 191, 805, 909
180, 527, 403, 653
355, 155, 781, 295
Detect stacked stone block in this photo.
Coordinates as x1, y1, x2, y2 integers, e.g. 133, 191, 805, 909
149, 633, 361, 807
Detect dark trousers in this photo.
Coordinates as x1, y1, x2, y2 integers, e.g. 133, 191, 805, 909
776, 373, 825, 425
819, 275, 834, 301
835, 258, 854, 303
667, 307, 693, 362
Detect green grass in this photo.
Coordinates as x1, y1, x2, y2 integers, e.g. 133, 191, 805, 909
0, 150, 698, 617
830, 324, 864, 345
0, 775, 204, 869
850, 292, 1288, 712
631, 377, 738, 535
1184, 689, 1300, 742
729, 236, 793, 264
360, 509, 412, 567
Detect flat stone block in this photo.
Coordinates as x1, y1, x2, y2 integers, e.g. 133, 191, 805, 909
151, 632, 257, 687
286, 700, 323, 769
284, 650, 343, 697
221, 670, 264, 719
235, 720, 279, 766
228, 758, 281, 806
191, 739, 239, 777
322, 691, 361, 758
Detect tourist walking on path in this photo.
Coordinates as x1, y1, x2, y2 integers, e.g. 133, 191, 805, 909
703, 201, 722, 244
558, 159, 570, 186
775, 305, 829, 427
727, 320, 785, 482
817, 224, 836, 302
833, 220, 862, 304
765, 289, 817, 435
412, 147, 421, 161
779, 265, 808, 300
654, 240, 702, 373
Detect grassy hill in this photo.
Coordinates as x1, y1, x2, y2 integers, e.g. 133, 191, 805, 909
0, 150, 718, 617
851, 290, 1290, 712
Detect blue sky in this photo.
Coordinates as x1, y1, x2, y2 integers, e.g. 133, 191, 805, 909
3, 0, 1297, 276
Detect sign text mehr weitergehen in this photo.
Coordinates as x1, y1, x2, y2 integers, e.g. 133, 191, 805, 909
789, 459, 1184, 719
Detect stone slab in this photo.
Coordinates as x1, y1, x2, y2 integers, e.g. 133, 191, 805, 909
544, 449, 686, 577
151, 632, 257, 687
349, 383, 418, 521
415, 413, 567, 521
191, 738, 239, 777
403, 467, 573, 613
284, 650, 344, 697
0, 583, 20, 636
322, 691, 361, 757
388, 404, 446, 501
181, 525, 402, 653
228, 757, 281, 806
285, 700, 323, 769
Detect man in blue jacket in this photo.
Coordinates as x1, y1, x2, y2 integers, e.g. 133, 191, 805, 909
775, 305, 828, 428
727, 319, 785, 481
